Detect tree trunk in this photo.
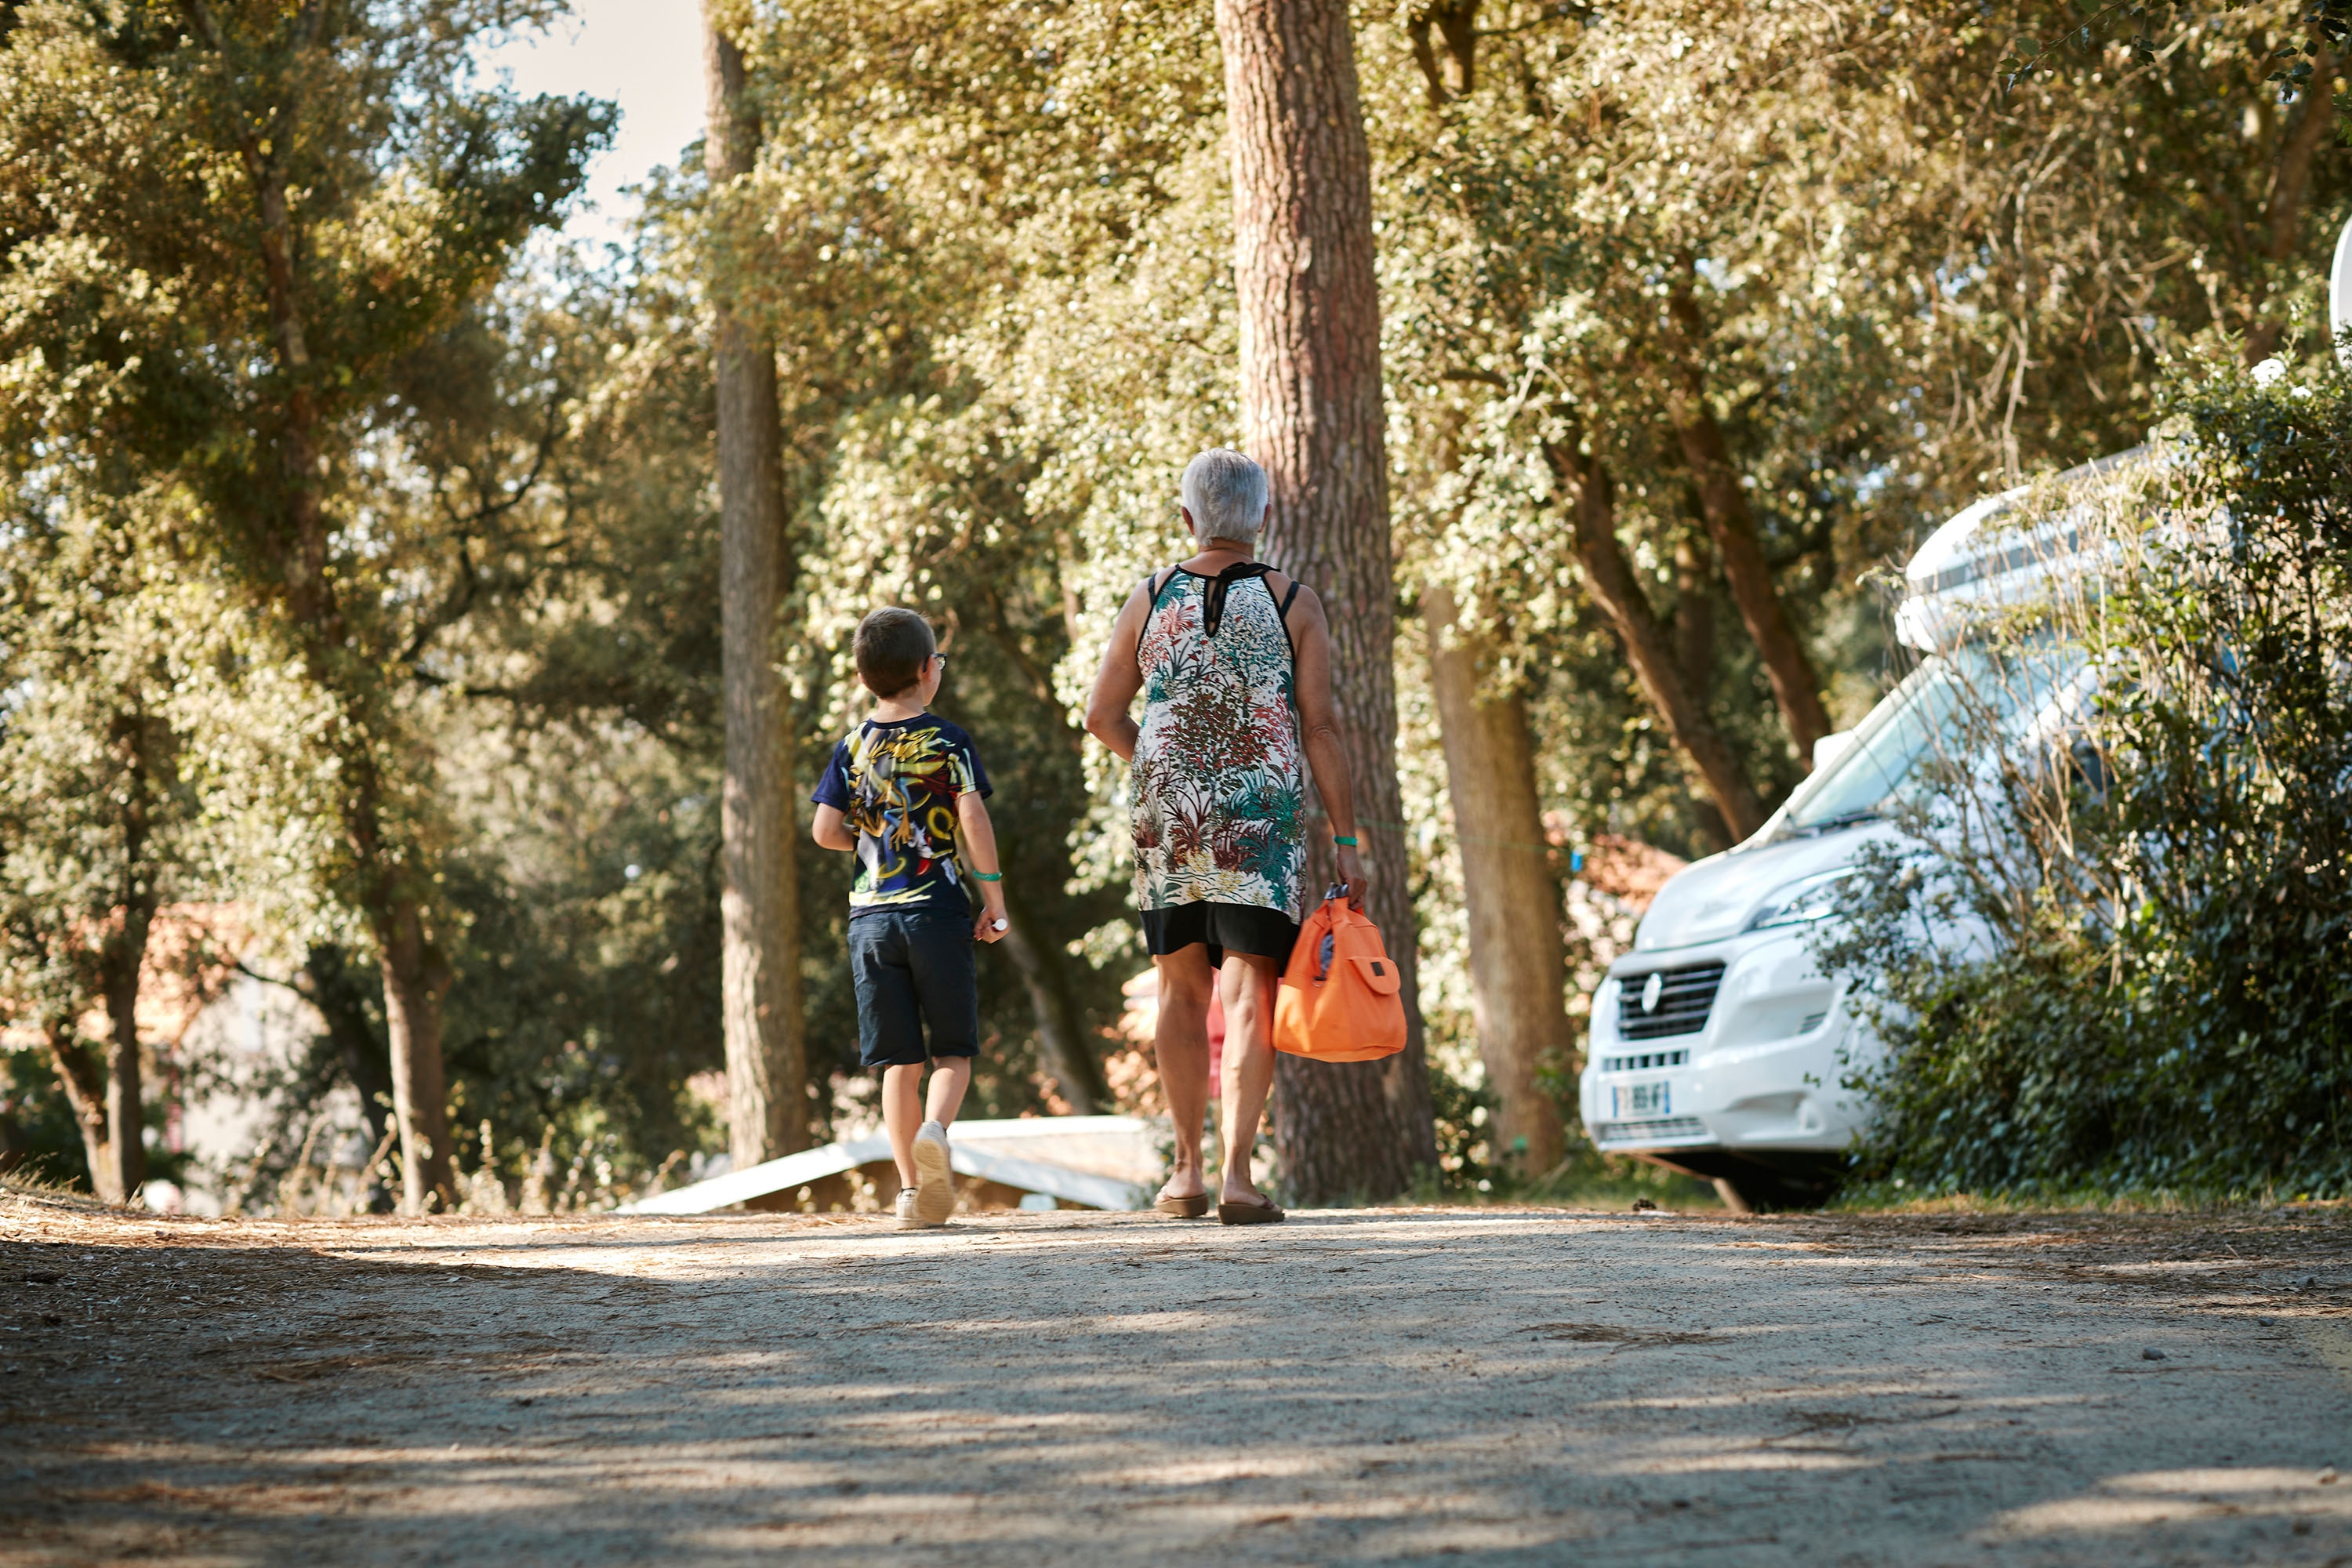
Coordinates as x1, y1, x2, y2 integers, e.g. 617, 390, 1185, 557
376, 899, 453, 1211
96, 930, 149, 1205
1406, 0, 1479, 107
997, 896, 1110, 1116
1664, 284, 1831, 762
1216, 0, 1436, 1203
1421, 586, 1570, 1174
1673, 529, 1715, 698
95, 714, 158, 1203
2244, 43, 2337, 365
704, 6, 810, 1165
297, 943, 393, 1149
46, 1025, 120, 1203
297, 942, 397, 1212
1547, 441, 1766, 840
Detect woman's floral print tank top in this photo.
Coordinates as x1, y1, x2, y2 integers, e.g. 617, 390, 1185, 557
1130, 563, 1305, 921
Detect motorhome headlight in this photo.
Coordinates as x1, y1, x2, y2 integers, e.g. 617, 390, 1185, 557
1742, 869, 1853, 933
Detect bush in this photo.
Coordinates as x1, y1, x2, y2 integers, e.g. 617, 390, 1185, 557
1817, 349, 2352, 1200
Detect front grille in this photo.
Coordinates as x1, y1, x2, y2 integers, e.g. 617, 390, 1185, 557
1591, 1116, 1709, 1146
1617, 962, 1727, 1039
1599, 1048, 1688, 1073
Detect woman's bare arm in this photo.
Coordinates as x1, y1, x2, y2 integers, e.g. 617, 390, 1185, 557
1082, 579, 1156, 761
1284, 583, 1370, 909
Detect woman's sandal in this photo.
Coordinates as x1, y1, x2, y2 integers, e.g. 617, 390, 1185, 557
1154, 1193, 1211, 1218
1215, 1197, 1286, 1225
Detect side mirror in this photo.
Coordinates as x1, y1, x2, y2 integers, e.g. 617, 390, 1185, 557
1812, 729, 1857, 772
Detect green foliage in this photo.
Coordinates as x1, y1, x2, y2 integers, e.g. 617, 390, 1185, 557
0, 1047, 95, 1188
0, 502, 206, 1017
0, 0, 615, 1202
0, 0, 611, 933
7, 0, 2349, 1203
1819, 350, 2352, 1200
434, 720, 729, 1177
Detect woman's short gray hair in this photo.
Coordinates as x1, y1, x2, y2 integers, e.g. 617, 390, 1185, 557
1179, 448, 1269, 545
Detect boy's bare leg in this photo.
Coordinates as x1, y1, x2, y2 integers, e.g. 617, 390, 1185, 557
1152, 947, 1215, 1201
885, 1058, 974, 1189
925, 1056, 972, 1127
1216, 953, 1280, 1207
883, 1063, 926, 1189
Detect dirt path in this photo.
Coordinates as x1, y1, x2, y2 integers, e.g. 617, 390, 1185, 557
4, 1194, 2350, 1566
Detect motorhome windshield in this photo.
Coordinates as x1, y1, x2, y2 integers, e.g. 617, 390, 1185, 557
1774, 646, 2083, 838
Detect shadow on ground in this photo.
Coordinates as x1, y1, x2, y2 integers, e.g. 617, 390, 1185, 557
2, 1201, 2349, 1565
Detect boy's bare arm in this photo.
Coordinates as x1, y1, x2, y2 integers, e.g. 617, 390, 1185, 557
811, 804, 855, 851
956, 792, 1009, 944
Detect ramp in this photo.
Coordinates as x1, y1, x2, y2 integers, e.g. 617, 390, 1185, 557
620, 1115, 1157, 1215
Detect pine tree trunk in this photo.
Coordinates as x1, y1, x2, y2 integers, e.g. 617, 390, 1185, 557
1216, 0, 1436, 1203
1421, 586, 1570, 1174
704, 8, 809, 1164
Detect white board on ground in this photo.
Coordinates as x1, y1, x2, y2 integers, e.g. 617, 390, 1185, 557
619, 1115, 1155, 1215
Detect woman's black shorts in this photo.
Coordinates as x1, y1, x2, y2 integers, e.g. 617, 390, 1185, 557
1140, 900, 1301, 972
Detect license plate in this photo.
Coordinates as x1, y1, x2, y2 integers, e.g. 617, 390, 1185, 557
1614, 1080, 1671, 1119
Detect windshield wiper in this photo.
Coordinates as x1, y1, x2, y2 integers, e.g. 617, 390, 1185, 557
1785, 809, 1882, 839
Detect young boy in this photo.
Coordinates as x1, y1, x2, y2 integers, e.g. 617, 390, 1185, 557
811, 607, 1009, 1228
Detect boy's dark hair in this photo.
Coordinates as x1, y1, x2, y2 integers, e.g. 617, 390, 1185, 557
854, 606, 937, 697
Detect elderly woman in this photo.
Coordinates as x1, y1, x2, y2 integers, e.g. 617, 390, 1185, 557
1083, 449, 1367, 1225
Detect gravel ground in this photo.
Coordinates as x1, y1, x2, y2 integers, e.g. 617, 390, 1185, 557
4, 1191, 2350, 1566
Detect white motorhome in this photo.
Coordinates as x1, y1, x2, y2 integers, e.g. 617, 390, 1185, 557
1576, 451, 2135, 1210
1577, 221, 2352, 1210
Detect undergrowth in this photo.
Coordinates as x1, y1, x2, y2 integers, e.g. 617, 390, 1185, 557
1816, 347, 2352, 1203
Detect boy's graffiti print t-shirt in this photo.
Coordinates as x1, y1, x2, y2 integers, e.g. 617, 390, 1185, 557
811, 714, 993, 916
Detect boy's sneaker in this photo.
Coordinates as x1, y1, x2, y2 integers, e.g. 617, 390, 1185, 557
912, 1120, 956, 1227
894, 1188, 921, 1228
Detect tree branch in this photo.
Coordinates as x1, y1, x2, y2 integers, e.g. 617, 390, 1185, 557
1541, 437, 1766, 839
1663, 274, 1833, 757
2245, 42, 2339, 363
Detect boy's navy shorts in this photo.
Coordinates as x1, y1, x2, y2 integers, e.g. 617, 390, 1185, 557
848, 906, 979, 1069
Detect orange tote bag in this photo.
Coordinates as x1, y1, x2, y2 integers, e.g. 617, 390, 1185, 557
1272, 893, 1407, 1063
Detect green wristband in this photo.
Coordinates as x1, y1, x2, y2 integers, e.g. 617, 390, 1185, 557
1332, 835, 1359, 847
970, 870, 1003, 882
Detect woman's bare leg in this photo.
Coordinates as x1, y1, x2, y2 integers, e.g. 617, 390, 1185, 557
1152, 947, 1215, 1201
1215, 953, 1280, 1206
